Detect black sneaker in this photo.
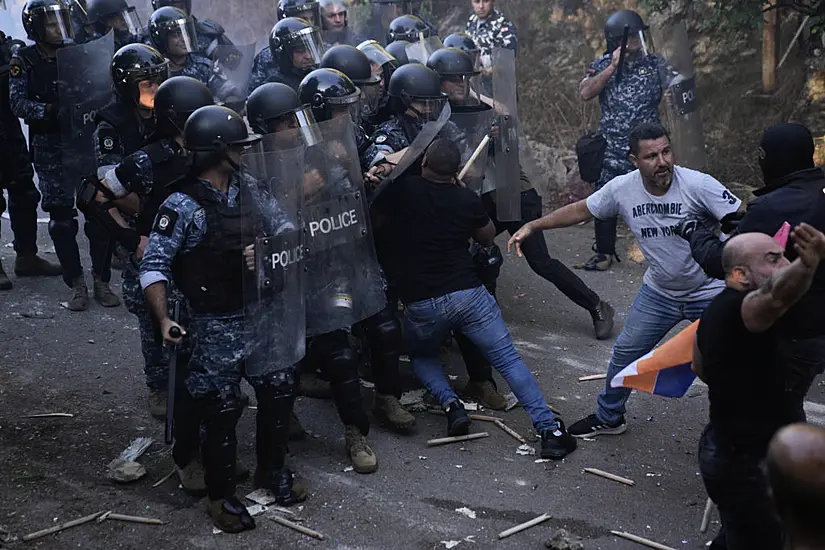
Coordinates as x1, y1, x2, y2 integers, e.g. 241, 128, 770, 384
590, 300, 615, 340
540, 420, 577, 460
445, 400, 471, 436
568, 413, 627, 438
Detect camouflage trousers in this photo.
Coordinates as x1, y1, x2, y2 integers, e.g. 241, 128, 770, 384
122, 261, 191, 391
30, 134, 75, 211
187, 314, 297, 398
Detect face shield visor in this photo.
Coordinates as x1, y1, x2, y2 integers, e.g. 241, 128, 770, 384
402, 92, 447, 122
133, 62, 169, 108
357, 79, 382, 117
38, 6, 76, 45
160, 16, 198, 55
440, 72, 482, 105
286, 27, 326, 72
327, 89, 361, 124
109, 6, 143, 37
262, 105, 322, 148
405, 35, 442, 64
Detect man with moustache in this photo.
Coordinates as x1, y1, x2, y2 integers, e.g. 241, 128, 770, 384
508, 122, 743, 438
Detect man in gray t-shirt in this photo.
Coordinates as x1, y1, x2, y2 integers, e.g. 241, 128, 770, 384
508, 122, 742, 438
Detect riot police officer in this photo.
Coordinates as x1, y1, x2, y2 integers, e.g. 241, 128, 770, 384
91, 43, 169, 309
248, 17, 326, 95
356, 40, 399, 132
10, 0, 110, 310
319, 0, 365, 47
579, 9, 664, 271
0, 30, 61, 290
141, 105, 306, 532
386, 14, 432, 45
247, 81, 317, 136
150, 0, 236, 65
148, 7, 240, 103
366, 0, 437, 44
278, 0, 321, 27
384, 39, 410, 65
85, 0, 143, 48
443, 32, 480, 68
320, 45, 382, 128
301, 66, 415, 432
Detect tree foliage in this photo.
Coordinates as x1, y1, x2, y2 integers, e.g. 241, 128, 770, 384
639, 0, 825, 33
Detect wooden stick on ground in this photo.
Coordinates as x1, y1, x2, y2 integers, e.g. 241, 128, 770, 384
269, 515, 325, 540
578, 374, 607, 382
497, 513, 552, 539
23, 511, 106, 542
151, 469, 176, 488
700, 497, 714, 533
610, 531, 676, 550
494, 420, 527, 444
96, 511, 113, 523
23, 413, 74, 418
427, 432, 489, 447
583, 468, 635, 487
107, 514, 166, 525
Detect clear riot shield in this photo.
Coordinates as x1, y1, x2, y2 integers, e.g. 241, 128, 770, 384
651, 22, 706, 170
405, 35, 442, 64
363, 2, 404, 44
490, 47, 521, 222
57, 32, 115, 183
241, 139, 307, 375
214, 43, 255, 105
302, 117, 387, 337
450, 103, 493, 192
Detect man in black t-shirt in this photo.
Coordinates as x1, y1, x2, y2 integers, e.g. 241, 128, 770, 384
373, 138, 577, 460
694, 225, 825, 550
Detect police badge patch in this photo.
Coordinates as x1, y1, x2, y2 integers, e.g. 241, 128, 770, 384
97, 127, 120, 154
374, 134, 387, 144
153, 206, 179, 237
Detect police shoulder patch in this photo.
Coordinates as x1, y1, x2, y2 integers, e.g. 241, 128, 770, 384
98, 127, 120, 154
153, 206, 179, 237
8, 58, 21, 77
374, 134, 387, 144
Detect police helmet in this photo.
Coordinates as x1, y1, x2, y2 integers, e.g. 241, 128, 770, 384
184, 105, 261, 171
278, 0, 321, 27
247, 82, 317, 135
86, 0, 142, 37
321, 45, 381, 116
443, 32, 480, 66
386, 14, 431, 44
149, 7, 198, 56
604, 10, 647, 41
154, 76, 214, 137
111, 43, 170, 107
22, 0, 75, 45
384, 39, 410, 65
387, 63, 446, 117
426, 47, 477, 77
269, 17, 326, 75
299, 68, 360, 123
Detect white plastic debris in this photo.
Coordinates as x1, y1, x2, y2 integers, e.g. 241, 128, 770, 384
516, 444, 536, 456
441, 541, 461, 549
534, 459, 551, 464
459, 399, 479, 411
212, 527, 223, 535
455, 507, 477, 519
246, 489, 276, 506
343, 466, 354, 472
246, 504, 267, 517
504, 392, 519, 411
118, 437, 154, 462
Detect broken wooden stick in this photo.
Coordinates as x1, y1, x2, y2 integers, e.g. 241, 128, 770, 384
494, 420, 527, 444
23, 413, 74, 418
96, 511, 113, 523
23, 511, 106, 541
583, 467, 635, 487
700, 497, 714, 533
578, 374, 607, 382
107, 513, 166, 525
458, 134, 491, 180
269, 514, 324, 540
497, 513, 551, 539
427, 432, 489, 447
610, 530, 676, 550
152, 469, 176, 488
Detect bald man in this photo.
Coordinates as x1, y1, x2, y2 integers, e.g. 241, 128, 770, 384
768, 423, 825, 550
693, 225, 825, 550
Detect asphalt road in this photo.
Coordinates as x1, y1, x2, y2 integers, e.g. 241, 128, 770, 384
1, 213, 823, 549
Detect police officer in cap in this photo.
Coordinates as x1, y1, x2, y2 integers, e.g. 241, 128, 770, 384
579, 9, 665, 271
10, 0, 108, 309
141, 105, 306, 532
148, 7, 240, 104
248, 17, 326, 95
319, 0, 365, 46
151, 0, 236, 65
278, 0, 321, 27
91, 43, 169, 310
85, 0, 143, 48
0, 30, 62, 289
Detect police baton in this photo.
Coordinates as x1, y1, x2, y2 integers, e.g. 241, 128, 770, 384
616, 25, 630, 83
165, 300, 182, 445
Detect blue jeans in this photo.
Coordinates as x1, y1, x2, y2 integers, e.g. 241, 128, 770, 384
596, 284, 712, 424
403, 286, 558, 432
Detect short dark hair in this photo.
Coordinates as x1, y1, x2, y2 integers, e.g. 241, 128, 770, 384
629, 122, 670, 156
423, 138, 461, 176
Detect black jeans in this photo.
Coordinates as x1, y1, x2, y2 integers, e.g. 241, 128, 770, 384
779, 335, 825, 422
698, 425, 784, 550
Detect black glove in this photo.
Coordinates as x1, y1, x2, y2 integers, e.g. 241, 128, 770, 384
674, 216, 701, 240
720, 211, 746, 234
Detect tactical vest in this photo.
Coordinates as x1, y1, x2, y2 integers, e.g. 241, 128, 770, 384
172, 178, 261, 315
95, 100, 152, 156
135, 140, 189, 237
16, 45, 60, 135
